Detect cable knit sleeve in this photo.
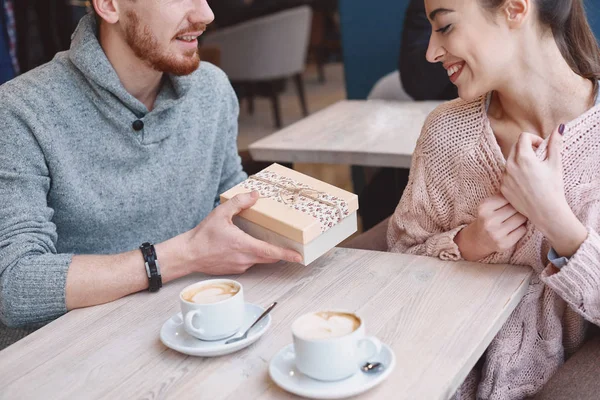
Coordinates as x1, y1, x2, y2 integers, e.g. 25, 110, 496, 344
387, 151, 466, 261
539, 109, 600, 326
541, 228, 600, 325
0, 101, 72, 328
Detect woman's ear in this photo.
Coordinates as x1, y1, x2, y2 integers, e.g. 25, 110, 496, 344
503, 0, 531, 29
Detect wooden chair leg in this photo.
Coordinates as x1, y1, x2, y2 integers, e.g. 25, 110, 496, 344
269, 82, 282, 128
317, 62, 326, 83
317, 51, 326, 84
310, 11, 327, 84
293, 73, 309, 117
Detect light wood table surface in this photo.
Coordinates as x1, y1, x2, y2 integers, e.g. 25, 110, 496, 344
249, 100, 444, 168
0, 248, 531, 400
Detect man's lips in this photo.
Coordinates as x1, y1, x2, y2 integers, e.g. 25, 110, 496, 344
176, 31, 204, 38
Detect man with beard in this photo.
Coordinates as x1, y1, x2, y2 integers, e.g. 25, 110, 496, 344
0, 0, 301, 346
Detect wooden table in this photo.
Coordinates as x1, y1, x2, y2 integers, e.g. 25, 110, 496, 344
0, 248, 531, 400
249, 100, 444, 169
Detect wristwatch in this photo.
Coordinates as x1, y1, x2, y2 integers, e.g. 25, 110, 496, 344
139, 242, 162, 292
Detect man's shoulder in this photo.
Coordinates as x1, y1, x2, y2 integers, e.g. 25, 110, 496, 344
0, 52, 75, 110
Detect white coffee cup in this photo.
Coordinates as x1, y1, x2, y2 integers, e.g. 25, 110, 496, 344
291, 311, 382, 381
179, 279, 245, 341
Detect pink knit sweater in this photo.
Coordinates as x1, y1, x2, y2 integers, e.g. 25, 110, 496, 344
387, 94, 600, 400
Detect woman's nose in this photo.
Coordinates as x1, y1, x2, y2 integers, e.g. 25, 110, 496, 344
426, 33, 446, 64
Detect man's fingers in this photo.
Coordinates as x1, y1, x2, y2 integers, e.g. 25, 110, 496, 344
243, 236, 302, 263
219, 191, 259, 218
253, 257, 282, 265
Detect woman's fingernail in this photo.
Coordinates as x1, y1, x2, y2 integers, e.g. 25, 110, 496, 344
558, 124, 565, 135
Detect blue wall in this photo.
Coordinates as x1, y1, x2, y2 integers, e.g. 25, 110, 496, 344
340, 0, 600, 101
340, 0, 410, 100
587, 0, 600, 43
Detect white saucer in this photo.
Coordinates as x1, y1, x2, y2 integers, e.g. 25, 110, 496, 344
269, 342, 396, 399
160, 303, 271, 357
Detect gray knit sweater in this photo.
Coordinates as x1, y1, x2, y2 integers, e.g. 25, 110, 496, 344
0, 15, 246, 331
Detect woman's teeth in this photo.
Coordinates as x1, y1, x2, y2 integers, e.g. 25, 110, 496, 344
447, 64, 463, 76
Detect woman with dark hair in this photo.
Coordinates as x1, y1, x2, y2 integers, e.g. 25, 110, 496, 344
387, 0, 600, 398
399, 0, 459, 101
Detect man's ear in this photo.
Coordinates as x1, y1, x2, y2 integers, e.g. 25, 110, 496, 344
93, 0, 121, 24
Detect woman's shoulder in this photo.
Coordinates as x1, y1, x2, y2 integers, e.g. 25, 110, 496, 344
564, 103, 600, 159
565, 104, 600, 174
415, 95, 488, 157
571, 103, 600, 132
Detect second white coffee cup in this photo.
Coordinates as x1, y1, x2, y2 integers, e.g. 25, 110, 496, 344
179, 279, 245, 341
292, 311, 382, 381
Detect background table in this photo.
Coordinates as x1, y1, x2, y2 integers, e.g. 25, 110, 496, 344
0, 248, 531, 399
249, 100, 443, 168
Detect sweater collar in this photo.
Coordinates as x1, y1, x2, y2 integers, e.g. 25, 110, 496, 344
68, 14, 193, 116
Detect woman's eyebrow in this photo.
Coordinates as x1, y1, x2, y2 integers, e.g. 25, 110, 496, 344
429, 8, 455, 21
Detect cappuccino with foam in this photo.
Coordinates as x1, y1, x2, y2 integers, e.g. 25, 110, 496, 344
291, 310, 381, 381
179, 279, 245, 340
292, 311, 360, 340
182, 282, 239, 304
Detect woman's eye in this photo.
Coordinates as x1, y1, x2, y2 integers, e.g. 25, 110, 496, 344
435, 24, 452, 34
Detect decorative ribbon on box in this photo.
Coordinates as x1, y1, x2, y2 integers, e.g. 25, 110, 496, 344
243, 170, 350, 233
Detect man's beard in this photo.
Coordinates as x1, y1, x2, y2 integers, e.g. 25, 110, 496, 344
124, 11, 201, 76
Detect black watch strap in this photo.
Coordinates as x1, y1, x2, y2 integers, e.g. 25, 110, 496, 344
140, 242, 162, 292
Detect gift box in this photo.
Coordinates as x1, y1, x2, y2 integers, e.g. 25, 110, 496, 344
220, 164, 359, 265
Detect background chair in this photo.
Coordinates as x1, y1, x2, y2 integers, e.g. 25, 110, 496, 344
534, 329, 600, 400
352, 71, 413, 231
203, 6, 313, 128
367, 70, 412, 102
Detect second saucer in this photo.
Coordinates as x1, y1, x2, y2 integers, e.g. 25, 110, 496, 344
269, 342, 396, 399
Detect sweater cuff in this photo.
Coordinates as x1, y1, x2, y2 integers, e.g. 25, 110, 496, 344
429, 224, 467, 261
3, 252, 72, 326
541, 228, 600, 318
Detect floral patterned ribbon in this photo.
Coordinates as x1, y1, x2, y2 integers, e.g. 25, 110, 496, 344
242, 171, 350, 233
